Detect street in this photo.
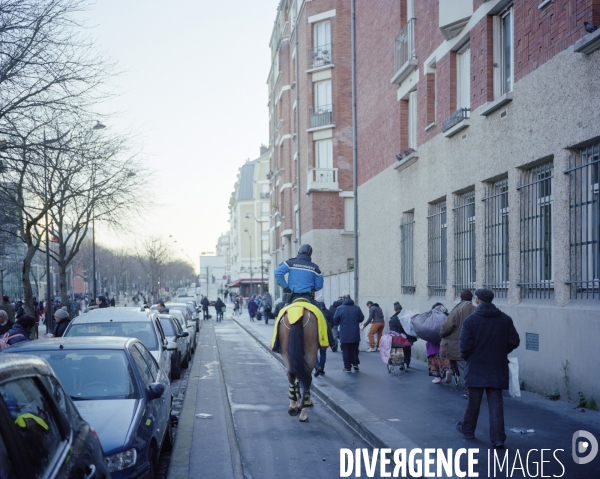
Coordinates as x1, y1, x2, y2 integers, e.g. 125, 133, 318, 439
162, 311, 600, 479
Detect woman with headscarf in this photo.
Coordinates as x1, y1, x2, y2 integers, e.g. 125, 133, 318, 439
425, 303, 456, 384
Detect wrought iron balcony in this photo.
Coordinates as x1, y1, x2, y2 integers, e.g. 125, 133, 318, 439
309, 104, 334, 129
308, 43, 333, 69
392, 18, 417, 84
442, 108, 470, 133
307, 168, 339, 192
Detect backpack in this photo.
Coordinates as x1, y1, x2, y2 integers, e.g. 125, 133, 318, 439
0, 333, 25, 351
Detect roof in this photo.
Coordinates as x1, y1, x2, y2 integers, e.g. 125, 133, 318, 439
72, 308, 155, 324
4, 336, 135, 352
0, 354, 53, 377
237, 161, 256, 201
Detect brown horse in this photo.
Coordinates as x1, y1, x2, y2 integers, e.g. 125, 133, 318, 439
277, 306, 320, 422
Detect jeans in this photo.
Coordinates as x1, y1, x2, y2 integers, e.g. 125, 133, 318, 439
462, 387, 506, 445
341, 342, 360, 369
216, 311, 223, 322
202, 309, 208, 320
315, 347, 327, 370
331, 325, 339, 350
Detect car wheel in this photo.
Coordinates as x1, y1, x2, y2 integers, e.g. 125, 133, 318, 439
148, 445, 157, 479
182, 348, 190, 369
163, 412, 174, 451
172, 353, 181, 380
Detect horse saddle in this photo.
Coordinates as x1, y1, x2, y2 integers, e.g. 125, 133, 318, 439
270, 299, 329, 350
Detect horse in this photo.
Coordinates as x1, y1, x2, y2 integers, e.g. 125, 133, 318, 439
277, 306, 320, 422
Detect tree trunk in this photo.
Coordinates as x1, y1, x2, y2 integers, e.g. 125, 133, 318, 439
59, 263, 69, 313
21, 244, 37, 316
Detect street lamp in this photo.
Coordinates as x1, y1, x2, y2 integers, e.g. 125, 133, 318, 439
244, 228, 253, 296
245, 214, 265, 295
0, 267, 4, 296
90, 121, 105, 300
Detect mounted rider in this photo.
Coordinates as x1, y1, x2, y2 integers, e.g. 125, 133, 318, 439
274, 244, 324, 306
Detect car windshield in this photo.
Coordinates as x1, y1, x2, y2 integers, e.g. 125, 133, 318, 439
159, 318, 176, 336
66, 322, 159, 350
28, 350, 138, 400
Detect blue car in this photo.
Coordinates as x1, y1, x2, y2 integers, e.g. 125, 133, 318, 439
5, 337, 173, 478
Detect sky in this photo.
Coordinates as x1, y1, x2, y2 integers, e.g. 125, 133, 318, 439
85, 0, 278, 272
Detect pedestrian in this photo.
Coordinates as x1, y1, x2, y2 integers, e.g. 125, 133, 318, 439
274, 244, 323, 306
260, 291, 272, 323
440, 290, 476, 394
456, 288, 520, 449
313, 296, 335, 376
109, 296, 116, 307
0, 296, 15, 322
97, 296, 109, 308
328, 296, 343, 352
52, 309, 71, 338
215, 297, 225, 322
201, 296, 209, 320
224, 290, 229, 302
388, 302, 417, 369
14, 301, 25, 319
425, 303, 453, 384
157, 301, 169, 314
4, 315, 36, 345
247, 295, 258, 321
361, 301, 385, 352
333, 294, 364, 372
0, 310, 14, 335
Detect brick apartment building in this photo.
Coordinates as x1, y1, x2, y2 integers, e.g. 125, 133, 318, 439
355, 0, 600, 399
267, 0, 355, 297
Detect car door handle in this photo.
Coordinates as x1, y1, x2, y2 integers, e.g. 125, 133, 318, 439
83, 464, 96, 479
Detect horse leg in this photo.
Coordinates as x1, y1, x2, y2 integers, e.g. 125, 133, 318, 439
287, 374, 300, 416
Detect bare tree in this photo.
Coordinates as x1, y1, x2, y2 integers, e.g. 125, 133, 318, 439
134, 237, 175, 302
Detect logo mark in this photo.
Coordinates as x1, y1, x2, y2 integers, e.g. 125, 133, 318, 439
572, 430, 598, 465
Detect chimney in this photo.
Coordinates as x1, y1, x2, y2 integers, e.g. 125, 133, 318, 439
260, 144, 268, 155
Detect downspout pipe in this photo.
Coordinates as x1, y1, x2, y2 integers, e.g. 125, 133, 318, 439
295, 11, 301, 242
351, 0, 358, 301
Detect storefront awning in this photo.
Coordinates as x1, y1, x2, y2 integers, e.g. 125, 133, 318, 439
227, 278, 265, 287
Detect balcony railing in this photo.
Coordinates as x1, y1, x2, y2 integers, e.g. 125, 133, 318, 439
308, 43, 333, 69
307, 167, 339, 192
442, 108, 470, 132
309, 104, 334, 129
394, 18, 416, 74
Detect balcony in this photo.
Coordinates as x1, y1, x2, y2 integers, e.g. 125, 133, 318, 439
308, 43, 333, 70
442, 108, 470, 137
306, 168, 339, 193
308, 104, 334, 130
391, 18, 417, 85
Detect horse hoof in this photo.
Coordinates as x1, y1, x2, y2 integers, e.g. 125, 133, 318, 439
299, 417, 309, 423
304, 401, 314, 408
288, 408, 299, 416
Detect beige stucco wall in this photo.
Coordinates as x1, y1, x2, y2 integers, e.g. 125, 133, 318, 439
357, 46, 600, 400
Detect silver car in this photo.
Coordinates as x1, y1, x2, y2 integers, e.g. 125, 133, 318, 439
168, 309, 197, 353
158, 314, 189, 380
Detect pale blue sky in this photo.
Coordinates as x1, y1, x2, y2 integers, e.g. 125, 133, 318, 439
87, 0, 278, 270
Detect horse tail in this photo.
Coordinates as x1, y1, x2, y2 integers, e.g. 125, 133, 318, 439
287, 319, 311, 389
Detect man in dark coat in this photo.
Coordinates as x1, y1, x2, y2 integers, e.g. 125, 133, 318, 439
97, 296, 109, 308
214, 297, 225, 322
388, 302, 416, 369
328, 297, 343, 351
0, 296, 15, 322
200, 297, 209, 320
456, 288, 520, 449
333, 295, 364, 372
5, 316, 36, 345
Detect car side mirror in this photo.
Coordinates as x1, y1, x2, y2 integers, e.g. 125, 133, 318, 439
148, 382, 165, 400
166, 340, 178, 351
178, 331, 189, 338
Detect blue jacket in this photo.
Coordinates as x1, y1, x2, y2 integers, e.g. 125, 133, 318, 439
6, 324, 30, 345
460, 302, 520, 389
333, 298, 364, 343
274, 253, 323, 294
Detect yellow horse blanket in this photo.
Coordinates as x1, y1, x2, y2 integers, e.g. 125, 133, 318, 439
270, 299, 329, 350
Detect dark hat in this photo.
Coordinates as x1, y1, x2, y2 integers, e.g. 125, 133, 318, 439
393, 301, 402, 311
54, 309, 69, 320
460, 290, 473, 301
474, 288, 494, 303
366, 300, 373, 306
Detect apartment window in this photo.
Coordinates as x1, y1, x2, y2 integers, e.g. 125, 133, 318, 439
518, 162, 554, 299
314, 139, 334, 183
400, 211, 415, 294
428, 201, 447, 296
568, 142, 600, 299
483, 178, 509, 298
260, 183, 270, 199
494, 6, 513, 97
457, 44, 470, 110
344, 197, 354, 232
454, 190, 475, 296
408, 90, 418, 150
261, 201, 269, 217
312, 20, 332, 67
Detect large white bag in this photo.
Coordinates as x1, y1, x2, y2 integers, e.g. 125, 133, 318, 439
508, 357, 521, 398
398, 309, 418, 338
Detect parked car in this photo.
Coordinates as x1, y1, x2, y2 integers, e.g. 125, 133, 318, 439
169, 301, 198, 331
168, 309, 197, 353
176, 287, 187, 296
4, 337, 173, 478
157, 315, 189, 380
0, 353, 110, 479
63, 307, 176, 380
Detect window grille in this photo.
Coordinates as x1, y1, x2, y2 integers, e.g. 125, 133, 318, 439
428, 201, 447, 296
454, 191, 475, 297
400, 212, 415, 294
483, 179, 509, 297
518, 162, 554, 299
567, 142, 600, 299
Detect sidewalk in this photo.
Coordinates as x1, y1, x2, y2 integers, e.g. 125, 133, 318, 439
231, 311, 600, 476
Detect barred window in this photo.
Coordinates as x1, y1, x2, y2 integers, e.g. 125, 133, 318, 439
519, 162, 554, 299
400, 212, 415, 294
483, 179, 509, 298
454, 191, 475, 296
567, 142, 599, 299
428, 201, 447, 296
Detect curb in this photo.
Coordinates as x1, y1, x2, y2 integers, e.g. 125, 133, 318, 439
232, 315, 419, 451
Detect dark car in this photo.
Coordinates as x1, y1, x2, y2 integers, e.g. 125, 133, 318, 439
0, 354, 110, 479
5, 337, 173, 478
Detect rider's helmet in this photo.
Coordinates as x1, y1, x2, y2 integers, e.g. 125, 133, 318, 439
297, 244, 313, 257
